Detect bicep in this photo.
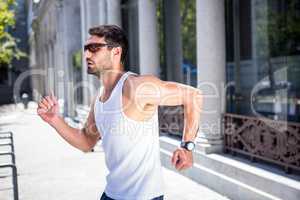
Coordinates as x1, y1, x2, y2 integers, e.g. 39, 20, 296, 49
157, 78, 202, 107
158, 81, 185, 106
135, 75, 198, 107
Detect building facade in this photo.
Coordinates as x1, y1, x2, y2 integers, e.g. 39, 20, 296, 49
27, 0, 82, 116
27, 0, 300, 199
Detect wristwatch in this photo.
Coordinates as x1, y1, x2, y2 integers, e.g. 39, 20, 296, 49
180, 141, 195, 151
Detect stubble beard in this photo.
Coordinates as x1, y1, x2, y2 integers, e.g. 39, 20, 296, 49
87, 65, 101, 77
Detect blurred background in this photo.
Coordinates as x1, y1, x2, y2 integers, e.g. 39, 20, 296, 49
0, 0, 300, 200
1, 0, 300, 121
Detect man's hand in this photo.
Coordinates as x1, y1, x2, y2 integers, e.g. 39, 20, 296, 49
171, 148, 193, 171
37, 93, 59, 124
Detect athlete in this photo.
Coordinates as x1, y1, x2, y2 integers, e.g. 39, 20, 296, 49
37, 25, 202, 200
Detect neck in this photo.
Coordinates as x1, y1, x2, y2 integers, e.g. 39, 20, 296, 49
100, 69, 125, 91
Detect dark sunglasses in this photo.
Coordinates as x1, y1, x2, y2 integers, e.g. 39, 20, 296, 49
84, 43, 118, 53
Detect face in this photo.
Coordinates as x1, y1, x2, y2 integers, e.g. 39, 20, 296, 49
84, 36, 113, 76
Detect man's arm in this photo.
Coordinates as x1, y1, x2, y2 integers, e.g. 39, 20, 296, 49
37, 94, 101, 152
132, 75, 203, 170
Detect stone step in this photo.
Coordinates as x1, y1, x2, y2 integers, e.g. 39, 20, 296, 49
159, 136, 300, 200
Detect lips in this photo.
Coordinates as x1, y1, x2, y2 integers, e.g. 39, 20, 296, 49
87, 59, 94, 66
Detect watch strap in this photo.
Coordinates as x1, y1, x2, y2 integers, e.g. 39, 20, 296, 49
180, 141, 195, 151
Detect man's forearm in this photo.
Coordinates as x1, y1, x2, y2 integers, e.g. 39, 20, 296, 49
182, 106, 199, 141
182, 91, 202, 142
49, 116, 93, 152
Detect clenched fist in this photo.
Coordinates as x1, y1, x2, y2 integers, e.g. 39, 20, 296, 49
171, 148, 193, 171
37, 93, 59, 124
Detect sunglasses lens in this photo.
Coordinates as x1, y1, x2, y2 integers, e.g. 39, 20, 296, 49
89, 45, 98, 52
84, 43, 107, 53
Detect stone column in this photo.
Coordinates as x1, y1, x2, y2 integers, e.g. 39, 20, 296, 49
163, 0, 183, 83
80, 0, 122, 107
88, 0, 102, 94
61, 0, 84, 117
54, 0, 66, 115
47, 44, 55, 94
80, 0, 87, 106
82, 0, 100, 105
99, 0, 107, 24
196, 0, 225, 153
43, 47, 49, 94
28, 31, 39, 101
61, 2, 71, 117
88, 0, 101, 27
137, 0, 160, 76
123, 0, 139, 72
107, 0, 122, 26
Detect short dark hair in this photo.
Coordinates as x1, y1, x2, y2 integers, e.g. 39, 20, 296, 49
89, 25, 128, 64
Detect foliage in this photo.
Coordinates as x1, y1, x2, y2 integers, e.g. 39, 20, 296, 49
157, 0, 197, 78
156, 0, 165, 78
269, 0, 300, 57
0, 0, 26, 68
72, 49, 82, 70
256, 0, 300, 57
179, 0, 196, 66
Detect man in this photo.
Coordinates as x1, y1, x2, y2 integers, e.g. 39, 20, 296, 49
37, 25, 202, 200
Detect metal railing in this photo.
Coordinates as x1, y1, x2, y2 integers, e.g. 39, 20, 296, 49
223, 113, 300, 173
158, 106, 184, 136
0, 131, 19, 200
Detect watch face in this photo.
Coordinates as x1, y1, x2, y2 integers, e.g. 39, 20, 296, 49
187, 142, 195, 150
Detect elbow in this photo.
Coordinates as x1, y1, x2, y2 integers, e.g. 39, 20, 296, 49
81, 144, 94, 153
81, 148, 91, 153
196, 90, 203, 104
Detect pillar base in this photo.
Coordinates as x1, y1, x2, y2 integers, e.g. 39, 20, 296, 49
196, 137, 223, 154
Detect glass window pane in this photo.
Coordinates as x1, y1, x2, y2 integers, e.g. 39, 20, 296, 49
225, 0, 300, 122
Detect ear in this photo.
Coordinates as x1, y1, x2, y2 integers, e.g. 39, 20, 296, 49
110, 47, 122, 63
113, 47, 122, 56
111, 47, 122, 63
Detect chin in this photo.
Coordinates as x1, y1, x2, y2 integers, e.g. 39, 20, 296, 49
87, 68, 96, 74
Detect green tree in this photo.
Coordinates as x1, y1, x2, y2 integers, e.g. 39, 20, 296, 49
255, 0, 300, 57
0, 0, 25, 68
157, 0, 196, 79
180, 0, 196, 66
255, 0, 300, 87
72, 49, 82, 70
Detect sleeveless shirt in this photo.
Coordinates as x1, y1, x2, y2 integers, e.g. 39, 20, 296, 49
94, 71, 164, 200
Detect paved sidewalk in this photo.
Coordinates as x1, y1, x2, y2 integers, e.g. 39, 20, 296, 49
0, 105, 230, 200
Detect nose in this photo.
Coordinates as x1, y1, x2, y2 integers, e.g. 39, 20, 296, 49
84, 49, 92, 59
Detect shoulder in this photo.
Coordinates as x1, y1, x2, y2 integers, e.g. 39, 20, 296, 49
123, 74, 163, 100
124, 74, 162, 90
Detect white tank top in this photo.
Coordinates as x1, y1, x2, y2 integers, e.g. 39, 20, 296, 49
94, 71, 164, 200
